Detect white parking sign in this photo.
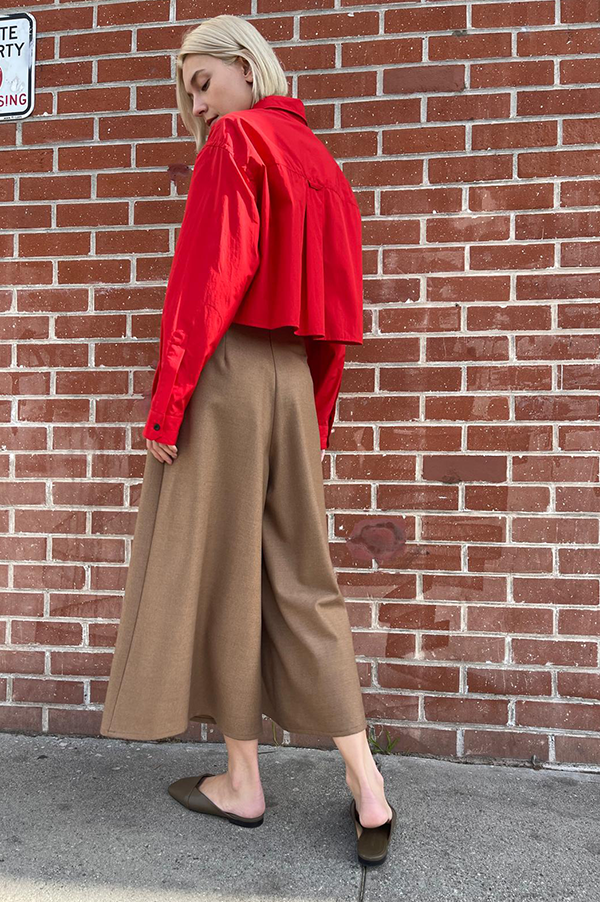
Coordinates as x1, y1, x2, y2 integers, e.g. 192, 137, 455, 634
0, 11, 36, 121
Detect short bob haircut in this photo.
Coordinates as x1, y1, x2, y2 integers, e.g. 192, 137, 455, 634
175, 14, 289, 154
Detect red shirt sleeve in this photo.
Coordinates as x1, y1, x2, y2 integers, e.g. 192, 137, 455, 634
143, 142, 260, 445
302, 338, 346, 451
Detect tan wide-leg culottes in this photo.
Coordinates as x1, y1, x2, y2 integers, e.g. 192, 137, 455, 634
99, 322, 367, 742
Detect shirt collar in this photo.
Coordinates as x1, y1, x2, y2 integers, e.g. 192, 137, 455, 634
251, 95, 307, 125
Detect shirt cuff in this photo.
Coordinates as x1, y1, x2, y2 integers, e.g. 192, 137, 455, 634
143, 408, 182, 445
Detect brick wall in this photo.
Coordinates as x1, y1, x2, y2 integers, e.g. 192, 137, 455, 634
2, 0, 600, 767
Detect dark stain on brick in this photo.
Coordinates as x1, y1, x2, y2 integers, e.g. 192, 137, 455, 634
167, 163, 191, 183
423, 455, 506, 484
347, 517, 408, 565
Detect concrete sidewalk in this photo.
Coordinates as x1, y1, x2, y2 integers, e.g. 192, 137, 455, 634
1, 731, 599, 901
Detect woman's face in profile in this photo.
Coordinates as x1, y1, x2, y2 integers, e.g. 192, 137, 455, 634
181, 53, 254, 128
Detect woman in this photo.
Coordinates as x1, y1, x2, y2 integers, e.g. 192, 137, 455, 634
99, 14, 395, 865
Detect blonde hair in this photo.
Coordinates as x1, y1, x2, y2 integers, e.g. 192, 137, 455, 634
175, 14, 289, 153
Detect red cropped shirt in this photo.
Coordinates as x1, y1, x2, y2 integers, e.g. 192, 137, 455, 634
143, 94, 364, 450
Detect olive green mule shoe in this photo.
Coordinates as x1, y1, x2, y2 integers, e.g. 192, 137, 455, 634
168, 772, 265, 827
350, 798, 396, 866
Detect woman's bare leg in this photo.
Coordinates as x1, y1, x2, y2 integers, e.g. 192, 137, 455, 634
196, 734, 266, 818
333, 729, 393, 828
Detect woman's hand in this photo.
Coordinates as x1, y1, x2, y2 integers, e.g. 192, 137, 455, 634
321, 449, 325, 463
146, 439, 178, 464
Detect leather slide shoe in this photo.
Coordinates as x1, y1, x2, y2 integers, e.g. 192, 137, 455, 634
168, 773, 264, 827
350, 798, 396, 866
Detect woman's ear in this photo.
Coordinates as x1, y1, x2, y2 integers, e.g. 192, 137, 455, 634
240, 57, 253, 84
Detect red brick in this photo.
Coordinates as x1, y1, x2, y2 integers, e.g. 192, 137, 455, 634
463, 729, 549, 761
519, 27, 600, 55
467, 667, 552, 696
335, 454, 416, 482
558, 426, 600, 451
361, 691, 418, 721
0, 706, 43, 732
518, 147, 600, 177
422, 574, 507, 603
514, 577, 599, 606
381, 426, 462, 451
513, 516, 599, 544
386, 247, 464, 273
563, 118, 600, 146
469, 183, 554, 211
472, 120, 557, 150
12, 678, 84, 704
426, 215, 509, 244
516, 211, 600, 240
379, 484, 459, 511
517, 700, 600, 730
428, 275, 511, 302
562, 365, 600, 390
468, 426, 552, 452
378, 662, 460, 692
517, 273, 600, 299
467, 365, 552, 392
427, 336, 509, 361
472, 1, 555, 26
425, 696, 509, 725
471, 240, 555, 269
380, 366, 461, 393
516, 334, 600, 359
345, 38, 422, 69
512, 638, 597, 666
426, 396, 511, 422
429, 154, 512, 183
562, 240, 600, 267
385, 126, 465, 155
99, 0, 170, 26
471, 60, 554, 88
47, 708, 103, 736
467, 305, 552, 331
560, 180, 600, 207
469, 545, 553, 574
466, 485, 551, 512
428, 93, 511, 123
421, 515, 505, 543
381, 187, 462, 215
467, 605, 553, 634
558, 608, 600, 636
557, 486, 600, 512
422, 455, 507, 484
377, 543, 462, 572
11, 620, 82, 646
0, 650, 45, 674
386, 5, 467, 32
422, 634, 505, 662
561, 57, 600, 84
561, 0, 600, 23
516, 395, 600, 421
513, 454, 599, 483
379, 602, 460, 631
557, 670, 600, 701
380, 306, 460, 333
559, 547, 600, 574
384, 65, 465, 94
430, 33, 512, 60
365, 217, 420, 248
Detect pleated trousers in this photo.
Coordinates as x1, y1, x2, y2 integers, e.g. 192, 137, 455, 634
99, 322, 367, 741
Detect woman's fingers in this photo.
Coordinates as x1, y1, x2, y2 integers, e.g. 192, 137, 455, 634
146, 440, 178, 464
